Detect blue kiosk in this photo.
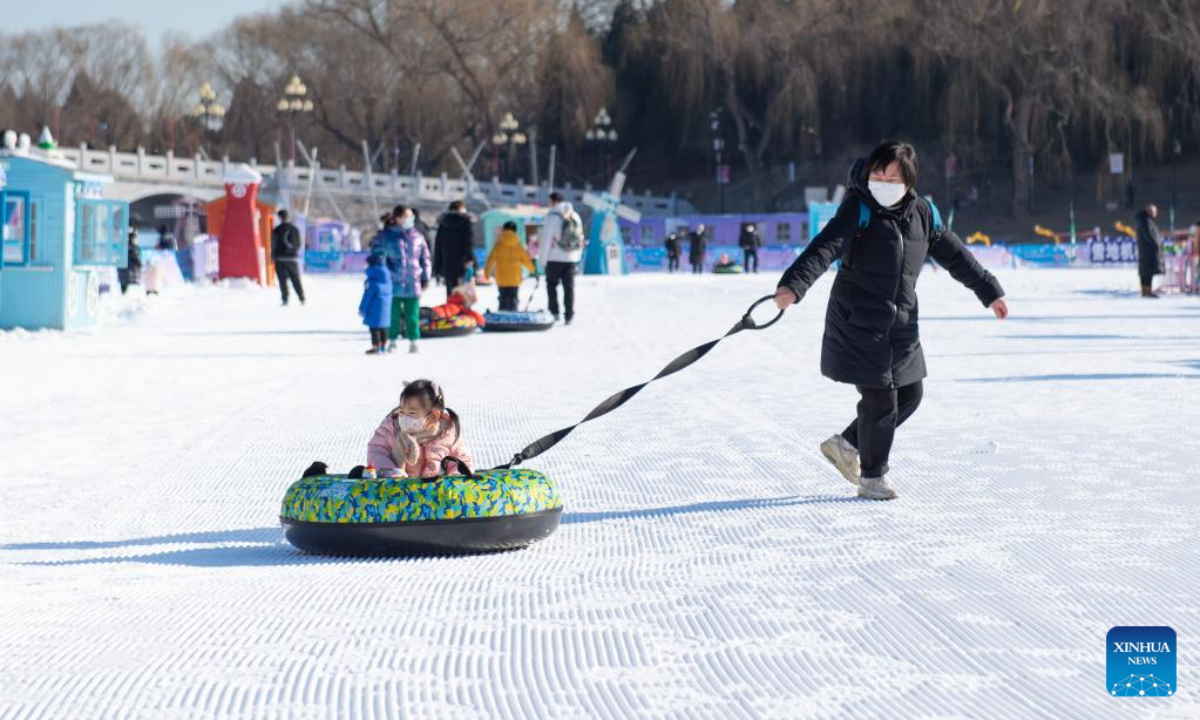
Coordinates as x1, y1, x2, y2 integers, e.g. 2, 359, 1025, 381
1, 145, 128, 330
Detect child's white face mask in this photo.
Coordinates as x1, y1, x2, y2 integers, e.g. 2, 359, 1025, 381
398, 415, 426, 434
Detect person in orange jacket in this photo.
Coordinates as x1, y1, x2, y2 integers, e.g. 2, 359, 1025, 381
485, 221, 536, 311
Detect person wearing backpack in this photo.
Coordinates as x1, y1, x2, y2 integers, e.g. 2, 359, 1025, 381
539, 191, 586, 325
773, 140, 1008, 501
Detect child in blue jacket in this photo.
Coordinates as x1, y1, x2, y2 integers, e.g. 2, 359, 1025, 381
359, 254, 394, 354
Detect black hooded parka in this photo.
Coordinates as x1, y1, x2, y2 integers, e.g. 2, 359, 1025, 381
778, 159, 1004, 389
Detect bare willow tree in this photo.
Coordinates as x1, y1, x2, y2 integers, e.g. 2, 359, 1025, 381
652, 0, 857, 205
75, 22, 155, 104
0, 1, 1197, 212
0, 23, 155, 147
1, 28, 87, 134
142, 33, 208, 153
307, 0, 554, 167
915, 0, 1169, 214
1143, 0, 1200, 149
536, 7, 613, 148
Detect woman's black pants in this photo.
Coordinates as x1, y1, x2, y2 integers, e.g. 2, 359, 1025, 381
841, 381, 924, 478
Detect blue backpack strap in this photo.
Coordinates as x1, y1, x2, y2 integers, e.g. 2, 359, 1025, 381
927, 199, 943, 233
857, 200, 871, 229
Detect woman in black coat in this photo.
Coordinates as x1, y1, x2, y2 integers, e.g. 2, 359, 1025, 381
433, 201, 476, 300
1135, 205, 1164, 298
118, 230, 143, 294
739, 223, 762, 273
688, 224, 708, 274
773, 140, 1009, 500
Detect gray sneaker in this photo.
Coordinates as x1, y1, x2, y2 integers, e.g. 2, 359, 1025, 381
820, 434, 860, 486
858, 475, 898, 501
408, 340, 419, 354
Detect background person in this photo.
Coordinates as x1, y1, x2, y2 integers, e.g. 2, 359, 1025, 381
689, 224, 708, 274
485, 221, 536, 311
739, 223, 761, 273
1136, 204, 1164, 298
371, 205, 431, 353
118, 229, 142, 294
539, 191, 586, 325
433, 201, 475, 300
665, 231, 681, 273
271, 209, 305, 306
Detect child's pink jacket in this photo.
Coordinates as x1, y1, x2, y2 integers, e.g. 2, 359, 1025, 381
367, 414, 474, 478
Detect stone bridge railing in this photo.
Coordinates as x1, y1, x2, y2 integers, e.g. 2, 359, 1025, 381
57, 145, 689, 216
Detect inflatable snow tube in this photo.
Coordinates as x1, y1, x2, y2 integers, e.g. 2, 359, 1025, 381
420, 314, 479, 338
712, 264, 744, 274
280, 468, 562, 556
481, 309, 556, 333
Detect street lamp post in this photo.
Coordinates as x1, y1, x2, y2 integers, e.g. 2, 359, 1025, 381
1171, 137, 1183, 233
710, 108, 726, 213
491, 112, 526, 182
190, 82, 226, 156
585, 107, 617, 182
276, 75, 313, 164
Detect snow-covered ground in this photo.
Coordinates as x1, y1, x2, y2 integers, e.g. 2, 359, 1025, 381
2, 268, 1197, 719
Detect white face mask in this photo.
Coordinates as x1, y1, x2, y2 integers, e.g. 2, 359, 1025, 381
400, 217, 415, 230
868, 180, 907, 208
398, 415, 426, 434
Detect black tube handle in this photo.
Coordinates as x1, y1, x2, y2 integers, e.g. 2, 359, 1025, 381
742, 294, 786, 331
435, 456, 476, 479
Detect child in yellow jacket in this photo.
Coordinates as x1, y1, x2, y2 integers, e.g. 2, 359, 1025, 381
485, 221, 536, 311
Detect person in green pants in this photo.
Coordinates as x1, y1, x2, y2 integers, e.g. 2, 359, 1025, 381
390, 295, 421, 346
371, 205, 432, 353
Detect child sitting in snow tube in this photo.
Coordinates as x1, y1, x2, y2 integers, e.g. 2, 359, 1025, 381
282, 377, 562, 555
368, 379, 473, 478
418, 281, 485, 337
712, 252, 744, 274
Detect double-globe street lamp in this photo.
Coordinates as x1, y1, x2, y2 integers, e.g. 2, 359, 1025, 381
585, 107, 617, 181
491, 112, 526, 181
190, 82, 225, 155
277, 75, 313, 164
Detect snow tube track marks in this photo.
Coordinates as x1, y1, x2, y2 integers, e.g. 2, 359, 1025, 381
280, 469, 562, 555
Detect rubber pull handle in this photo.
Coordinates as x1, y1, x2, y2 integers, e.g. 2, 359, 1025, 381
743, 294, 785, 330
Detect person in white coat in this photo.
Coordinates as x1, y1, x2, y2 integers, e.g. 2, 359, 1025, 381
538, 192, 587, 324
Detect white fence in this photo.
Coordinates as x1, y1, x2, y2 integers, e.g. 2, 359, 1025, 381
57, 145, 687, 216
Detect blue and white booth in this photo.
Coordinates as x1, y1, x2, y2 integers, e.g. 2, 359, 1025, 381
1, 147, 128, 330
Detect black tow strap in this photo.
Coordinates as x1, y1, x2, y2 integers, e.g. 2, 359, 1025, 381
494, 294, 785, 470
